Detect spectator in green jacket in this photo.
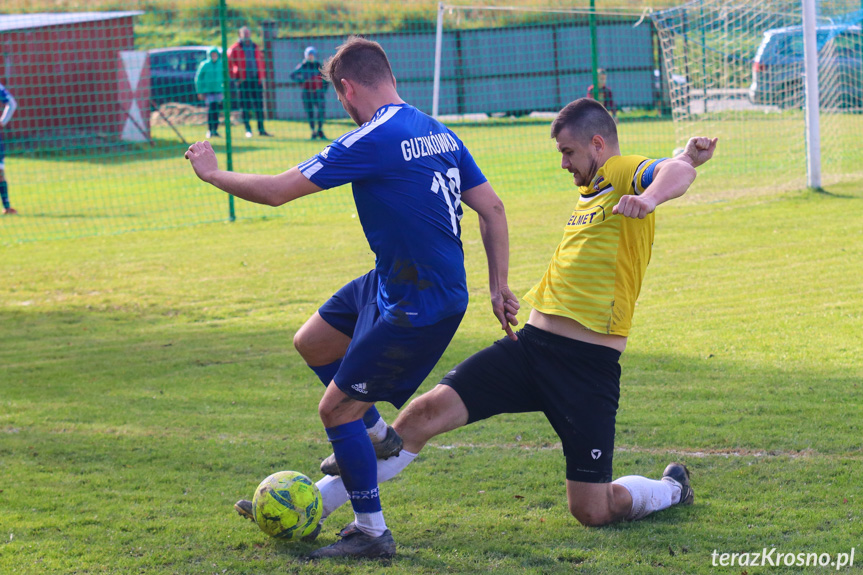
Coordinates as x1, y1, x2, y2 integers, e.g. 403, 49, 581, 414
195, 47, 225, 139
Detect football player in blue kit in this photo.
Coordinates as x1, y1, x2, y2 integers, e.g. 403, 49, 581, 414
0, 82, 18, 215
185, 36, 519, 559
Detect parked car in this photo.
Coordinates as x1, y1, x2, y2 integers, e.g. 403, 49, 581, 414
149, 46, 216, 106
749, 24, 863, 109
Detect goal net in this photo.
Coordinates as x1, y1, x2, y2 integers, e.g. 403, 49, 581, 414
652, 0, 863, 191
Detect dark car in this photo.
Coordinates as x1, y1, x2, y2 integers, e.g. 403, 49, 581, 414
749, 25, 863, 109
149, 46, 216, 106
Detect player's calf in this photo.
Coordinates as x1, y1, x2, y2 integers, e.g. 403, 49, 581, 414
566, 481, 631, 527
393, 384, 470, 454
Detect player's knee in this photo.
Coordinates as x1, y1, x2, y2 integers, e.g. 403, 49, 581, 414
402, 392, 445, 432
292, 329, 307, 356
293, 321, 343, 365
316, 396, 336, 426
397, 387, 463, 446
292, 327, 319, 362
569, 502, 614, 527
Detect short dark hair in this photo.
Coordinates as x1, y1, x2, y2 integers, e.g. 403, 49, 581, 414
550, 98, 617, 144
321, 36, 395, 94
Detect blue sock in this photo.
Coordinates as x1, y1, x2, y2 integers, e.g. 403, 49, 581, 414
362, 407, 382, 430
308, 360, 340, 386
325, 420, 381, 514
309, 361, 382, 430
0, 181, 8, 209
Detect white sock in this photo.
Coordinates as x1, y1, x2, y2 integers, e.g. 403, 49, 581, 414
367, 417, 388, 442
315, 450, 418, 520
316, 474, 349, 520
355, 511, 387, 537
378, 449, 417, 482
612, 475, 681, 521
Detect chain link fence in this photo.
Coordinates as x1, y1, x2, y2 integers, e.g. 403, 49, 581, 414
1, 0, 861, 242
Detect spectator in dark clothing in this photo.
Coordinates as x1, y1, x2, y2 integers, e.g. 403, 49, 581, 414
228, 26, 271, 138
290, 46, 328, 140
587, 69, 617, 118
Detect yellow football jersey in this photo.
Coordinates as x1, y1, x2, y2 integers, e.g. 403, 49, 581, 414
524, 155, 663, 336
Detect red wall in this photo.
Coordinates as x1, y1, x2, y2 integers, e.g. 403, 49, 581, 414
0, 16, 136, 143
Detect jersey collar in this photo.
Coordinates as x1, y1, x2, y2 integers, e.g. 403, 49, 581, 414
372, 102, 410, 121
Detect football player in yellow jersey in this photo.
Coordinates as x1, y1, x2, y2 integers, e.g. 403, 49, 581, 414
314, 99, 717, 531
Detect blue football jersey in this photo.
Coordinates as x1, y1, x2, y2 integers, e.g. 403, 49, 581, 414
0, 82, 11, 153
298, 103, 487, 327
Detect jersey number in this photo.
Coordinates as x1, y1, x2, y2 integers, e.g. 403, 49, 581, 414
430, 168, 462, 236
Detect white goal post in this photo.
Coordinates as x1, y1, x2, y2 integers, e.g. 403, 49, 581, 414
802, 0, 821, 188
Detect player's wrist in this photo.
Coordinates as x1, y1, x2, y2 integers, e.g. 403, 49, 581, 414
201, 168, 223, 186
488, 280, 509, 295
645, 196, 658, 212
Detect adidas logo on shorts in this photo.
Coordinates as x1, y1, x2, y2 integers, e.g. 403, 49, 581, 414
591, 449, 602, 460
351, 382, 368, 394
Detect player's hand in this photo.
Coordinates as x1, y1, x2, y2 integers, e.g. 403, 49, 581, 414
612, 194, 656, 219
681, 137, 718, 168
491, 285, 520, 341
184, 140, 219, 183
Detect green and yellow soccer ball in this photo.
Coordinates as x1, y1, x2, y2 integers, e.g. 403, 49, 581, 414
252, 471, 323, 540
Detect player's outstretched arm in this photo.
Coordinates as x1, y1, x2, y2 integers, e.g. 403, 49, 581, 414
613, 160, 694, 219
461, 181, 520, 340
678, 136, 718, 168
184, 140, 322, 206
613, 138, 718, 219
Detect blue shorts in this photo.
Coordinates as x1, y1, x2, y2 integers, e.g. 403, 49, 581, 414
0, 133, 5, 168
318, 270, 465, 409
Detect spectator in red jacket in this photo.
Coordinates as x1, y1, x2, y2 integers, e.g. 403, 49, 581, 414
587, 69, 617, 119
228, 26, 271, 138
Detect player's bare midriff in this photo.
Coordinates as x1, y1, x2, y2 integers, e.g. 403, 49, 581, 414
527, 309, 627, 353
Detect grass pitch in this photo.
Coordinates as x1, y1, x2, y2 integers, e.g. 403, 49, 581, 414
0, 119, 861, 573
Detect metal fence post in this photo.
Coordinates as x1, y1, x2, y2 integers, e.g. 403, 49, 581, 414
589, 0, 601, 108
219, 0, 236, 221
262, 20, 277, 121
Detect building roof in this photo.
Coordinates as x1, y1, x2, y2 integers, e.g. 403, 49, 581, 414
0, 12, 144, 33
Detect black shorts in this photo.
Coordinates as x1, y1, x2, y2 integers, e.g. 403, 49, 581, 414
440, 324, 622, 483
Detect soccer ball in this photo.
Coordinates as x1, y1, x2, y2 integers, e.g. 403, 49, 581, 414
252, 470, 323, 540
